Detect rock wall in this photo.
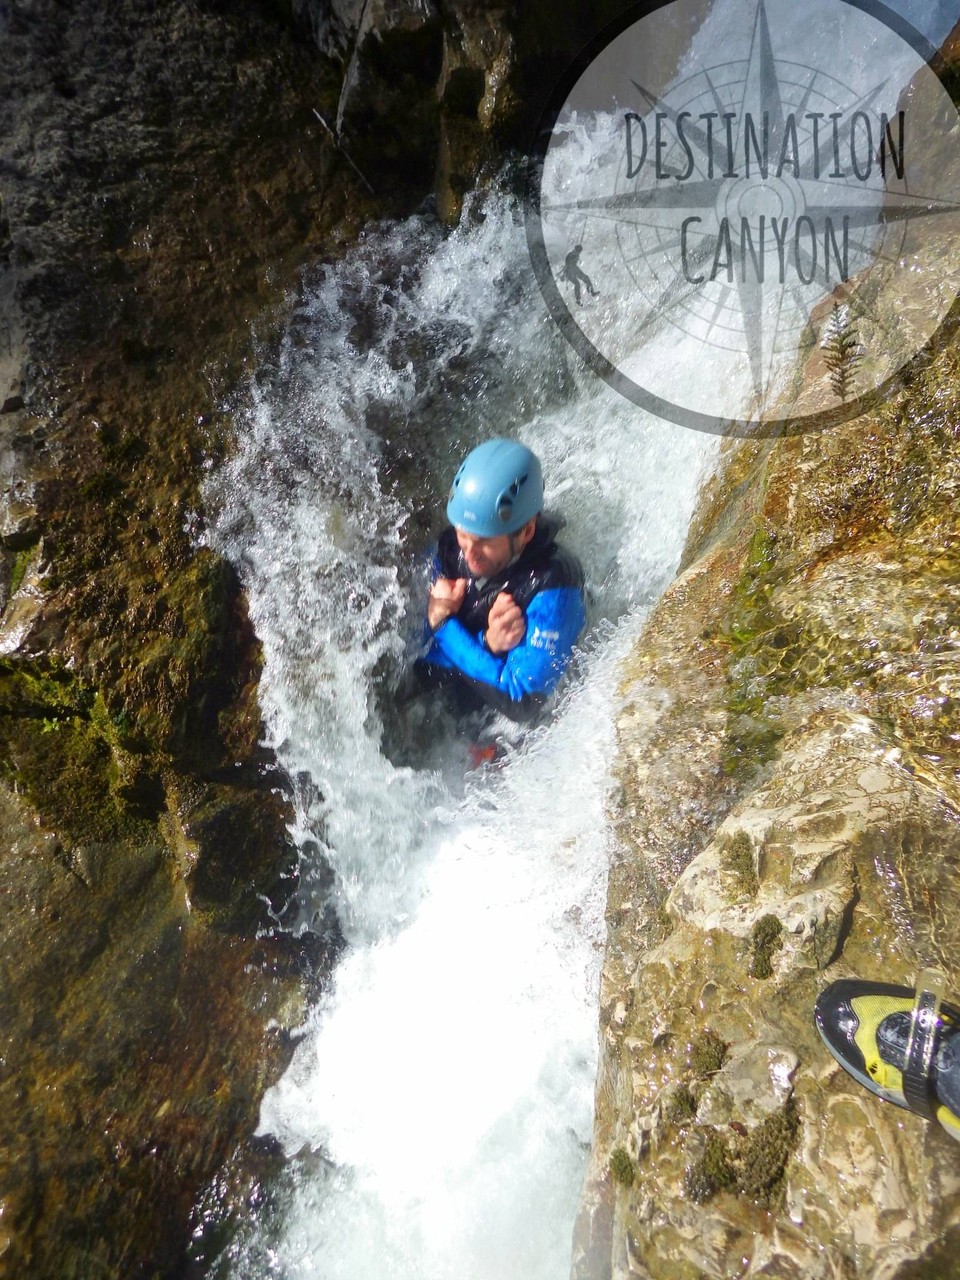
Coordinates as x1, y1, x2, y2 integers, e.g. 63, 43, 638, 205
288, 0, 640, 220
0, 3, 387, 1276
574, 268, 960, 1280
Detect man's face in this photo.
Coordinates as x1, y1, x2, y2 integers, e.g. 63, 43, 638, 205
455, 528, 514, 578
454, 518, 537, 578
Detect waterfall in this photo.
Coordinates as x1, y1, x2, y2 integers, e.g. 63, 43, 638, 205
201, 183, 715, 1278
198, 2, 953, 1271
195, 0, 960, 1259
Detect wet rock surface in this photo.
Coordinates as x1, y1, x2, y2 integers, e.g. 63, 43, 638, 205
292, 0, 642, 220
0, 2, 379, 1276
577, 317, 960, 1277
577, 21, 960, 1268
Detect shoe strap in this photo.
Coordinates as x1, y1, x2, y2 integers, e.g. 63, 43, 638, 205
902, 971, 945, 1120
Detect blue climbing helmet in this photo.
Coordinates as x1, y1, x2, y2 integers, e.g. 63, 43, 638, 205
446, 438, 544, 537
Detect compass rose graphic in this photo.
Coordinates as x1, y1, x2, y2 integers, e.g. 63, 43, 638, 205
526, 0, 960, 436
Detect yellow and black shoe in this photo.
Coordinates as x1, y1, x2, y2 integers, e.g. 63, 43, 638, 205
814, 976, 960, 1143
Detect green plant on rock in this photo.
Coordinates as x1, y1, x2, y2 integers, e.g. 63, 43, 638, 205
722, 829, 758, 898
0, 658, 160, 844
718, 522, 846, 778
721, 684, 787, 776
609, 1146, 634, 1187
710, 314, 960, 782
719, 526, 794, 777
665, 1082, 698, 1126
721, 527, 778, 646
690, 1028, 728, 1078
737, 1097, 800, 1205
749, 914, 783, 979
0, 655, 94, 719
9, 545, 36, 597
745, 523, 778, 578
684, 1129, 735, 1203
682, 1099, 801, 1207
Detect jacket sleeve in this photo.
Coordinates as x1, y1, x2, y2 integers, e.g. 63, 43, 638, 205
424, 585, 586, 720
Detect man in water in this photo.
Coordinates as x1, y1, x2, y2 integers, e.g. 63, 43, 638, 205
419, 438, 586, 722
562, 244, 599, 306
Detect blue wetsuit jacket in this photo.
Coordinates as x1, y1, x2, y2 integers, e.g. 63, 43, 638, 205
420, 518, 586, 721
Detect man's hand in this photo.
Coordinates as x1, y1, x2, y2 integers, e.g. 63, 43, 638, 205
486, 591, 525, 654
428, 577, 467, 630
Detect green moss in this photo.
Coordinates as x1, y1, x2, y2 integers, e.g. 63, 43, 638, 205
683, 1101, 800, 1208
719, 528, 795, 775
114, 549, 240, 759
8, 546, 36, 596
736, 1097, 800, 1205
684, 1129, 735, 1203
665, 1083, 697, 1126
609, 1146, 634, 1187
5, 715, 135, 844
744, 525, 777, 577
710, 338, 960, 782
690, 1028, 728, 1078
1, 667, 65, 722
723, 830, 758, 898
0, 658, 156, 844
750, 914, 783, 979
80, 469, 124, 506
720, 697, 786, 777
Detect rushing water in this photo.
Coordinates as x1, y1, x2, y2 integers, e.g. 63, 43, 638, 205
201, 183, 716, 1278
197, 1, 955, 1274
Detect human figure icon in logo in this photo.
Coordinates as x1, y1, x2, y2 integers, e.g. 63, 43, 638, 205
562, 244, 599, 306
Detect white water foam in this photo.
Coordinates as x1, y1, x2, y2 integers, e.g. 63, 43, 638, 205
203, 178, 716, 1278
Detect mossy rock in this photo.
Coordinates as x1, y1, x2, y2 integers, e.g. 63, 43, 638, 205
750, 914, 783, 980
736, 1096, 800, 1205
682, 1099, 800, 1208
684, 1129, 736, 1204
177, 783, 298, 931
116, 551, 235, 747
0, 663, 153, 846
690, 1027, 728, 1078
722, 829, 758, 898
665, 1082, 698, 1126
609, 1146, 634, 1187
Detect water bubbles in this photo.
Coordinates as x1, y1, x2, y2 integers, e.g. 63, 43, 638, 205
201, 146, 717, 1277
